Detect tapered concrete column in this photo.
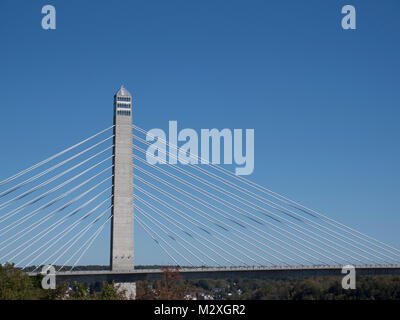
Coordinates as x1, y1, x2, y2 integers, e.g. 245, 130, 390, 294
110, 86, 134, 271
115, 282, 136, 300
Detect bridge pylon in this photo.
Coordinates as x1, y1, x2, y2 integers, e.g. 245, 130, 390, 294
110, 86, 134, 271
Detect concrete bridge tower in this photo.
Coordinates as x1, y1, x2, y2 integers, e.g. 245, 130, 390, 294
110, 86, 134, 271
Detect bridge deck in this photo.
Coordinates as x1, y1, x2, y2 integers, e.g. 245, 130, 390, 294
28, 265, 400, 283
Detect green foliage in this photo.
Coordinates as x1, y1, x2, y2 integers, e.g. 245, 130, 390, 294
96, 281, 127, 300
0, 264, 127, 300
197, 279, 212, 291
184, 276, 400, 300
0, 263, 43, 300
68, 282, 92, 300
41, 282, 69, 300
136, 267, 192, 300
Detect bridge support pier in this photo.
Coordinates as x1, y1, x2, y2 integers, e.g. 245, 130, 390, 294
115, 282, 136, 300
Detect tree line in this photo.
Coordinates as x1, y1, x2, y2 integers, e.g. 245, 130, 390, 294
2, 263, 400, 300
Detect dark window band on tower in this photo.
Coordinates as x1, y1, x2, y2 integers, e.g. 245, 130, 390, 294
117, 103, 131, 108
117, 110, 131, 116
117, 97, 131, 102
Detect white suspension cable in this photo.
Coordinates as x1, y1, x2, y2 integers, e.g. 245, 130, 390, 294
0, 184, 112, 262
25, 203, 112, 271
136, 206, 210, 266
58, 209, 112, 271
0, 135, 113, 200
135, 175, 353, 266
134, 173, 364, 266
132, 154, 375, 265
70, 215, 112, 271
134, 194, 239, 266
135, 199, 222, 267
133, 155, 390, 265
136, 203, 222, 267
35, 205, 112, 272
134, 161, 370, 266
135, 209, 195, 267
0, 165, 113, 238
136, 197, 272, 267
0, 145, 113, 215
0, 176, 112, 253
138, 204, 243, 266
0, 150, 113, 223
133, 144, 393, 264
136, 186, 308, 266
135, 192, 252, 267
136, 216, 181, 267
0, 125, 114, 188
133, 124, 400, 257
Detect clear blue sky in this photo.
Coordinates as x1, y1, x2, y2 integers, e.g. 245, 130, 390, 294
0, 1, 399, 265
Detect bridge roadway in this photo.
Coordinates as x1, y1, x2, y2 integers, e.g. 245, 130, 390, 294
28, 265, 400, 284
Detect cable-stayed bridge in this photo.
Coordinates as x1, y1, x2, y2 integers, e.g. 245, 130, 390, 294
1, 86, 400, 286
